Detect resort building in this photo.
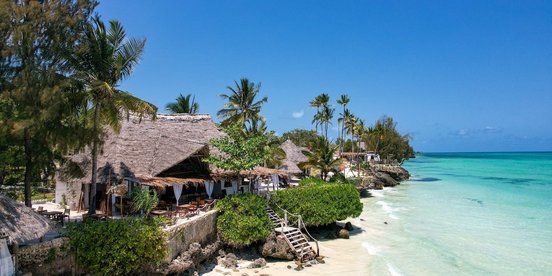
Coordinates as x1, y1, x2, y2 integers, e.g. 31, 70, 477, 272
55, 114, 285, 213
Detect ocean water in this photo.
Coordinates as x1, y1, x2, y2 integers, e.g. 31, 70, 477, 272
358, 152, 552, 276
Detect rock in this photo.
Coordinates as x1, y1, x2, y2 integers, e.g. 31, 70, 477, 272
233, 269, 240, 272
344, 222, 354, 231
242, 273, 249, 276
294, 263, 304, 271
247, 258, 267, 269
384, 221, 388, 225
287, 265, 292, 269
160, 240, 222, 274
373, 164, 410, 181
254, 270, 259, 273
376, 172, 399, 187
260, 232, 295, 260
192, 272, 199, 276
357, 187, 370, 198
305, 264, 312, 267
219, 253, 238, 268
338, 229, 350, 239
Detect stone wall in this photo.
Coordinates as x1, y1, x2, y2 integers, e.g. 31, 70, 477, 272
165, 210, 218, 261
15, 237, 82, 275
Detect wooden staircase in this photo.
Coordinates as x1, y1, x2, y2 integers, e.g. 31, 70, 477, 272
266, 207, 318, 261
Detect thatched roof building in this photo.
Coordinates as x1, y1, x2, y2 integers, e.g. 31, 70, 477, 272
0, 194, 54, 244
56, 114, 225, 208
278, 139, 308, 175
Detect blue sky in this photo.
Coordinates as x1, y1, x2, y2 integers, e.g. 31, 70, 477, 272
97, 1, 552, 152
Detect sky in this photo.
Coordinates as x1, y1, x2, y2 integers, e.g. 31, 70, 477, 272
96, 1, 552, 152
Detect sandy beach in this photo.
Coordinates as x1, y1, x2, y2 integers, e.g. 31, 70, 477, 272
204, 217, 371, 276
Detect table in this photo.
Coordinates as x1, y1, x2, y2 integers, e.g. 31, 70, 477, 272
41, 211, 62, 220
151, 210, 167, 216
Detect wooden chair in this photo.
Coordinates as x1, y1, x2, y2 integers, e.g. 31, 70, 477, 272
37, 206, 44, 213
60, 208, 70, 225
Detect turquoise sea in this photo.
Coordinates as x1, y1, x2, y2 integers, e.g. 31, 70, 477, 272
359, 152, 552, 275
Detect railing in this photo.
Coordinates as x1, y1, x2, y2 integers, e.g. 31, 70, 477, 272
267, 194, 319, 258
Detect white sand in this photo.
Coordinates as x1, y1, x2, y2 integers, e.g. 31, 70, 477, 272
203, 221, 371, 276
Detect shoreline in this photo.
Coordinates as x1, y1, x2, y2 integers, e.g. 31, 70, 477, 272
203, 219, 372, 276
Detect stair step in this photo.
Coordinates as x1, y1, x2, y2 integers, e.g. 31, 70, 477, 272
286, 233, 303, 240
295, 246, 312, 253
293, 242, 310, 248
291, 238, 307, 244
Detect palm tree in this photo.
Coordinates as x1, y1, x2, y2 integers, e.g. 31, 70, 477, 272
338, 108, 352, 152
336, 94, 350, 152
309, 93, 330, 134
218, 78, 267, 128
300, 137, 343, 180
68, 17, 157, 215
165, 93, 199, 114
319, 105, 334, 140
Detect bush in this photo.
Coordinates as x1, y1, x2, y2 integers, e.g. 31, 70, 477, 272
215, 193, 272, 247
298, 177, 327, 187
64, 218, 167, 275
270, 183, 363, 226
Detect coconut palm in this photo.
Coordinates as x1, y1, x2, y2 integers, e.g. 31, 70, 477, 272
319, 105, 334, 140
309, 93, 330, 134
165, 93, 199, 114
68, 17, 157, 215
300, 137, 343, 180
336, 94, 350, 152
245, 118, 287, 168
338, 108, 352, 152
218, 78, 267, 128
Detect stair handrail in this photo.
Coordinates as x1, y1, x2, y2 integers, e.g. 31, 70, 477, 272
268, 200, 320, 258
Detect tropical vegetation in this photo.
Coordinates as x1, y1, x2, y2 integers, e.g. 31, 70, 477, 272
215, 193, 272, 247
165, 93, 199, 114
269, 182, 362, 226
65, 218, 167, 275
67, 16, 157, 214
218, 78, 267, 128
300, 137, 344, 180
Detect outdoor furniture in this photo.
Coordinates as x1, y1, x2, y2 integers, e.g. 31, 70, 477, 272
175, 205, 189, 217
151, 210, 167, 217
37, 206, 45, 213
58, 209, 70, 225
41, 211, 63, 221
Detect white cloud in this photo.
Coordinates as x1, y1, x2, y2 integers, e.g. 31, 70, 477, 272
292, 110, 304, 119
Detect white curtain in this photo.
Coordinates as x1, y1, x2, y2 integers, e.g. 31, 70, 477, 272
231, 179, 238, 193
205, 180, 214, 199
0, 239, 14, 276
173, 184, 183, 205
271, 174, 279, 190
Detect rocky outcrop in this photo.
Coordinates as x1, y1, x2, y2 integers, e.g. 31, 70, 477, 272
372, 164, 410, 181
355, 165, 410, 193
259, 232, 294, 260
157, 240, 222, 274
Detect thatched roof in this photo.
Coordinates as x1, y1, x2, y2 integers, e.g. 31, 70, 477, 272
210, 166, 288, 180
278, 139, 308, 174
62, 114, 224, 183
0, 194, 54, 244
135, 175, 205, 189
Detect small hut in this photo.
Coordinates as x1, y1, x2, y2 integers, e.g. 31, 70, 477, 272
278, 139, 308, 176
0, 194, 54, 245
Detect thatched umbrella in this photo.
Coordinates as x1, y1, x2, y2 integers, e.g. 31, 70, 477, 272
0, 194, 54, 244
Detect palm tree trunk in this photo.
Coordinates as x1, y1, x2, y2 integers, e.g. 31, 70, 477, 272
89, 103, 100, 215
23, 129, 33, 208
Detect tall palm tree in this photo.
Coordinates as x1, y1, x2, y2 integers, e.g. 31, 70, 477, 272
165, 93, 199, 114
319, 105, 334, 140
336, 94, 350, 152
309, 93, 329, 134
300, 137, 343, 180
68, 17, 157, 215
218, 78, 267, 128
338, 108, 352, 152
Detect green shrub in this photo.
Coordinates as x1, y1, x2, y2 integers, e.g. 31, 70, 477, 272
298, 177, 327, 187
270, 183, 363, 226
329, 173, 355, 184
130, 188, 159, 217
64, 218, 167, 275
215, 193, 272, 247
